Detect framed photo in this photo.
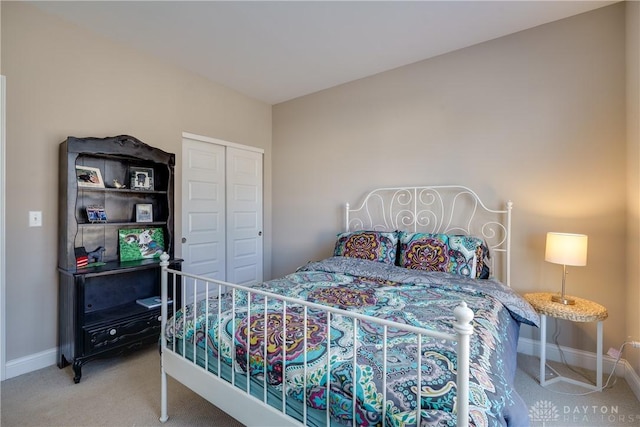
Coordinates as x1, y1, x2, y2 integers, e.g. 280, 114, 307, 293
118, 228, 165, 261
86, 206, 107, 223
76, 166, 104, 188
129, 167, 154, 191
135, 203, 153, 223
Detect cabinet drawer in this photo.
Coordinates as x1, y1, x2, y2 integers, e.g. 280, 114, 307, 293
84, 311, 162, 353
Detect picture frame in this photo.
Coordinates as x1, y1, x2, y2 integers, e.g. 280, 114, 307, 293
135, 203, 153, 223
118, 228, 165, 261
129, 167, 154, 191
76, 166, 105, 188
86, 206, 107, 223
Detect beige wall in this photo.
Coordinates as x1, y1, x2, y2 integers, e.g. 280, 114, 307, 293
1, 2, 272, 361
1, 0, 636, 373
273, 4, 628, 353
627, 0, 640, 374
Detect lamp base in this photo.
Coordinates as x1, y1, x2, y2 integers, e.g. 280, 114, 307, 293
551, 294, 575, 305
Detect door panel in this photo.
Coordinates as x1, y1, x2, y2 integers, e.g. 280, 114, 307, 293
226, 147, 263, 286
181, 140, 225, 281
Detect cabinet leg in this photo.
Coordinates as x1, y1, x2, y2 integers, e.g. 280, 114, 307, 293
58, 354, 70, 369
72, 360, 82, 384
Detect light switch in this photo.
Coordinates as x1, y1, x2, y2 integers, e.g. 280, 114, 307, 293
29, 211, 42, 227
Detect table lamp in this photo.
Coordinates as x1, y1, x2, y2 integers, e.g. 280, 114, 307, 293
545, 232, 588, 305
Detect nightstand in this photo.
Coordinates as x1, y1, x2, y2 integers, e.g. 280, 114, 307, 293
524, 292, 608, 391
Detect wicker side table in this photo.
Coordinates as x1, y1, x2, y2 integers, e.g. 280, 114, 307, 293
524, 292, 608, 391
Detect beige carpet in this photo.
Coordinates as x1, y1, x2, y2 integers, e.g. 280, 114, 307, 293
1, 346, 639, 426
516, 353, 640, 427
0, 347, 243, 427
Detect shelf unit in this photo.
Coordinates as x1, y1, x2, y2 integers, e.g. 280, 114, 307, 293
57, 135, 180, 383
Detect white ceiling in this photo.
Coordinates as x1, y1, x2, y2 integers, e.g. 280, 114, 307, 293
32, 1, 617, 104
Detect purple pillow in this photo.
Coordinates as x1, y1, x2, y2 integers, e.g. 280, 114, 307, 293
334, 231, 398, 265
398, 232, 489, 278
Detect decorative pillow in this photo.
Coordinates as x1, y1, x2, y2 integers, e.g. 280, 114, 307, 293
333, 230, 399, 265
398, 232, 490, 279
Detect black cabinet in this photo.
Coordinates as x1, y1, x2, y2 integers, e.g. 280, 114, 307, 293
57, 135, 180, 383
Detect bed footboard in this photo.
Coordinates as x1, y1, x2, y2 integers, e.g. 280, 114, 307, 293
158, 253, 474, 427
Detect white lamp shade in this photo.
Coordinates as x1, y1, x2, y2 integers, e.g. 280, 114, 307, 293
545, 232, 588, 266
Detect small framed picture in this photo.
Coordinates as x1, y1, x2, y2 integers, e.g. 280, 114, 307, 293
118, 228, 165, 261
76, 166, 105, 188
129, 167, 154, 191
136, 203, 153, 223
86, 206, 107, 223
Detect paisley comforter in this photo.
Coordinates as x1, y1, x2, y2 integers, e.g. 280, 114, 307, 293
165, 256, 539, 427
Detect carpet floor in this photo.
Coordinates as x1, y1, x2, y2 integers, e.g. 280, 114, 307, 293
515, 353, 640, 426
1, 346, 638, 426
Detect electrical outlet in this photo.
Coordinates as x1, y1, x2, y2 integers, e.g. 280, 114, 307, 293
607, 347, 621, 359
630, 341, 640, 349
28, 211, 42, 227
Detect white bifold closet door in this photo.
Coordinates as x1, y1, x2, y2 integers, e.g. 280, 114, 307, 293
181, 134, 263, 297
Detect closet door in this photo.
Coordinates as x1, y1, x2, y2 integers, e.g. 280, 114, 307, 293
181, 134, 263, 290
226, 147, 263, 286
181, 139, 226, 281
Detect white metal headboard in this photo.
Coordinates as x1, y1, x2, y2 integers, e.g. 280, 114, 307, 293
345, 185, 513, 286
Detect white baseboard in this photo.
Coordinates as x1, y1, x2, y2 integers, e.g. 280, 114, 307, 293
626, 359, 640, 402
4, 347, 57, 380
518, 336, 640, 402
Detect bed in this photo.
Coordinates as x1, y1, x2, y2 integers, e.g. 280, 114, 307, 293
159, 185, 539, 427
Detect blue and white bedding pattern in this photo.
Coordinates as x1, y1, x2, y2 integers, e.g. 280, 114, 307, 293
165, 256, 539, 427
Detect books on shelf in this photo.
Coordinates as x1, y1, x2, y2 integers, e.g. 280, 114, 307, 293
136, 296, 172, 309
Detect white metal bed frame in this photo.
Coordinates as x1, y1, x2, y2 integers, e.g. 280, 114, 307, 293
345, 185, 512, 286
159, 185, 512, 427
